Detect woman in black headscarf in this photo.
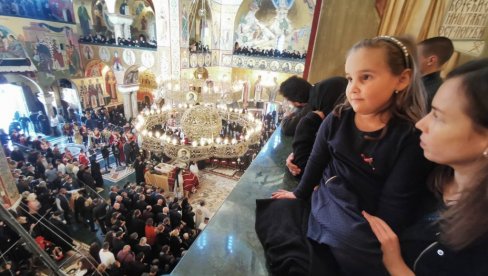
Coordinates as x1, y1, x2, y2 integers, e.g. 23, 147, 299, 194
287, 76, 348, 177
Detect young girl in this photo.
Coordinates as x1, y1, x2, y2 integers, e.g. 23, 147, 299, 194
364, 59, 488, 275
269, 36, 432, 275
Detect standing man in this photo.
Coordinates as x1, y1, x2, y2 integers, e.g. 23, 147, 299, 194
417, 36, 454, 109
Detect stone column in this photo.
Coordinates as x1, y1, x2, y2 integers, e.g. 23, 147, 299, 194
118, 84, 139, 120
113, 24, 124, 44
131, 91, 139, 118
122, 92, 132, 119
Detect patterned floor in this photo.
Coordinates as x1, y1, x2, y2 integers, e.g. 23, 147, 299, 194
179, 171, 238, 218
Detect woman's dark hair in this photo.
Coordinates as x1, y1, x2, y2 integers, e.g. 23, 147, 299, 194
309, 77, 347, 115
431, 58, 488, 250
279, 76, 312, 103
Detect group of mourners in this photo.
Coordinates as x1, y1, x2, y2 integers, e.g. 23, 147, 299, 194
256, 36, 488, 275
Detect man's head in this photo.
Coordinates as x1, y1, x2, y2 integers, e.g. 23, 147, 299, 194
279, 76, 311, 107
417, 36, 454, 76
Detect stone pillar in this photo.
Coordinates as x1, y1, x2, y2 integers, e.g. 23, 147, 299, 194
43, 92, 55, 117
131, 91, 139, 118
113, 24, 124, 44
118, 84, 139, 120
122, 92, 132, 119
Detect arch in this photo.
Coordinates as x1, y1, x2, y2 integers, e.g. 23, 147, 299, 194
0, 74, 47, 132
189, 0, 213, 48
137, 69, 156, 110
123, 65, 147, 84
48, 78, 83, 119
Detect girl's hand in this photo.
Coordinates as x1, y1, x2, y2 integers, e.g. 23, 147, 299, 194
271, 189, 297, 199
286, 153, 301, 176
362, 211, 414, 276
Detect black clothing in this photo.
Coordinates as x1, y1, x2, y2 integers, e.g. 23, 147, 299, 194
10, 150, 25, 162
280, 104, 312, 136
133, 159, 145, 184
90, 161, 104, 188
414, 240, 488, 275
292, 77, 347, 174
422, 71, 443, 110
292, 112, 323, 174
45, 217, 74, 252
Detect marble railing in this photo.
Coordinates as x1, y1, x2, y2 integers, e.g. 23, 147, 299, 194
171, 127, 298, 275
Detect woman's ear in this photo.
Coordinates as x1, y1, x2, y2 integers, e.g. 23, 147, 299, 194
396, 68, 412, 92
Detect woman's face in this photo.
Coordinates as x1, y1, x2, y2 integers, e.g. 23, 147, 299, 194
416, 77, 488, 167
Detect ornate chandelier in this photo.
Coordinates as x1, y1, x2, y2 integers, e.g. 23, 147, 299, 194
135, 103, 262, 162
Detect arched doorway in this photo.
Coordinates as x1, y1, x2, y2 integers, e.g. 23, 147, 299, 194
137, 70, 157, 110
49, 78, 83, 121
0, 74, 48, 134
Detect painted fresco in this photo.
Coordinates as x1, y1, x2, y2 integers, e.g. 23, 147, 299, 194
20, 22, 83, 85
0, 0, 75, 23
0, 25, 37, 72
83, 59, 121, 108
234, 0, 313, 53
72, 76, 112, 110
127, 0, 156, 41
92, 0, 113, 36
137, 69, 156, 106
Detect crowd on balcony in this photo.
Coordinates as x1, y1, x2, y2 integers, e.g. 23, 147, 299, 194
189, 41, 210, 53
79, 34, 157, 49
233, 43, 306, 60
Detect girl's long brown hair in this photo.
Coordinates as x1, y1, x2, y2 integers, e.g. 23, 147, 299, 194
334, 36, 427, 127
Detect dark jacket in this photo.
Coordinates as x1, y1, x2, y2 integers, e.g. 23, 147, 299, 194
422, 71, 443, 110
292, 77, 347, 175
281, 104, 312, 136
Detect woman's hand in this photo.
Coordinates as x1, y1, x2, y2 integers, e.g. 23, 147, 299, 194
362, 211, 414, 276
271, 189, 297, 199
286, 153, 301, 176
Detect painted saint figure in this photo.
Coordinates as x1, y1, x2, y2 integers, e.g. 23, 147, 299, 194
78, 1, 91, 36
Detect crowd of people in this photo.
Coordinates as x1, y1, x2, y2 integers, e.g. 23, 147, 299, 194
1, 115, 214, 275
78, 35, 157, 49
188, 41, 210, 53
234, 43, 306, 60
0, 95, 286, 275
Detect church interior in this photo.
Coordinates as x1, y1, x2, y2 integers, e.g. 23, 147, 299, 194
0, 0, 487, 275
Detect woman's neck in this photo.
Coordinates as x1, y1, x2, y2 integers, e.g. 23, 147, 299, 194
451, 163, 482, 193
354, 112, 391, 132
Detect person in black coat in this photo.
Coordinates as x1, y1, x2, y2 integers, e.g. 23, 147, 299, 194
133, 155, 145, 185
89, 160, 104, 188
45, 211, 74, 252
181, 198, 195, 229
92, 198, 108, 234
101, 143, 111, 171
287, 77, 347, 177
